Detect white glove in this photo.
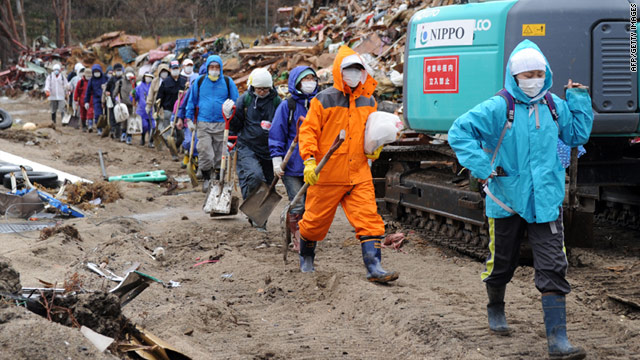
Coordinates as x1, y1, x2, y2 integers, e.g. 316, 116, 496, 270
272, 156, 284, 177
222, 99, 235, 119
84, 103, 89, 110
72, 101, 77, 111
186, 119, 195, 131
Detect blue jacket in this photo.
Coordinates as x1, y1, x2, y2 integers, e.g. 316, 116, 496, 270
185, 55, 238, 123
268, 66, 318, 176
85, 64, 107, 115
178, 64, 207, 120
448, 40, 593, 223
133, 81, 151, 119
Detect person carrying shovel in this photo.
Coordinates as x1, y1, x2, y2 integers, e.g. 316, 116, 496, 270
269, 65, 318, 249
296, 46, 398, 283
185, 55, 239, 192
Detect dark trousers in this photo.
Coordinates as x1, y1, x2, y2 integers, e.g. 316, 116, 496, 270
236, 144, 274, 200
481, 210, 570, 294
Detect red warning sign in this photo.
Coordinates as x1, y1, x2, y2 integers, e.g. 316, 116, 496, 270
423, 56, 459, 93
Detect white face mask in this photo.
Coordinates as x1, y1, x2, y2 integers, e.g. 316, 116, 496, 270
300, 80, 317, 94
93, 72, 101, 78
184, 66, 193, 75
208, 69, 220, 81
115, 70, 123, 77
160, 71, 169, 79
84, 73, 91, 80
171, 69, 180, 77
518, 77, 545, 97
342, 68, 363, 88
144, 77, 152, 83
53, 69, 60, 75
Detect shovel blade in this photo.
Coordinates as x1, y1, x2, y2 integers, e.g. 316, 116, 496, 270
203, 181, 234, 215
69, 115, 80, 129
61, 114, 71, 125
239, 182, 282, 228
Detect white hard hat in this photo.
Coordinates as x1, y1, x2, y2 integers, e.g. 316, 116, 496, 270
249, 68, 273, 88
52, 63, 61, 71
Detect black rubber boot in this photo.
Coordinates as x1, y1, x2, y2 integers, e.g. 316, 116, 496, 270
486, 283, 511, 336
299, 236, 316, 273
202, 169, 212, 193
542, 294, 586, 360
360, 236, 399, 283
140, 132, 146, 146
51, 113, 56, 128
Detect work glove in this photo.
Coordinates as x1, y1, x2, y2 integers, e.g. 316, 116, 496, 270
303, 158, 319, 186
272, 157, 284, 177
186, 119, 195, 132
176, 119, 184, 130
84, 103, 90, 110
365, 145, 384, 160
222, 99, 235, 119
145, 105, 152, 114
45, 91, 50, 97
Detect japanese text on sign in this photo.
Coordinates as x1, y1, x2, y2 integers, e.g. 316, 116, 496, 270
423, 56, 459, 93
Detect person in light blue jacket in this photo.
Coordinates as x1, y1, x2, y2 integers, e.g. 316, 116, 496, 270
448, 40, 592, 360
185, 55, 239, 192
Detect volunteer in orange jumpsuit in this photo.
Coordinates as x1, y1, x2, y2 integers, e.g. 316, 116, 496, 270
297, 46, 399, 283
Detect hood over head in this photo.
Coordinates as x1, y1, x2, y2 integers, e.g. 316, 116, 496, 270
155, 63, 170, 77
332, 45, 377, 97
91, 64, 104, 75
74, 62, 84, 74
505, 40, 553, 103
204, 55, 224, 79
288, 65, 317, 100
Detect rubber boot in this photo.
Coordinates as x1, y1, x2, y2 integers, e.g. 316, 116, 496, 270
486, 284, 511, 336
299, 236, 316, 273
87, 119, 94, 133
288, 213, 303, 252
148, 135, 154, 148
202, 169, 212, 193
542, 294, 586, 360
51, 113, 56, 129
360, 236, 399, 283
82, 120, 87, 132
140, 132, 146, 146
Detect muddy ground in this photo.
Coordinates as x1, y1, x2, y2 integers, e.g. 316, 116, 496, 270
0, 96, 639, 359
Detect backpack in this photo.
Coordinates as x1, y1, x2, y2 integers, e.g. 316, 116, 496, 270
240, 91, 281, 120
483, 89, 560, 215
197, 74, 232, 99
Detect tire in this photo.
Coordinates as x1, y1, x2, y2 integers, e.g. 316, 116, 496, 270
0, 108, 12, 130
0, 165, 34, 179
3, 171, 59, 189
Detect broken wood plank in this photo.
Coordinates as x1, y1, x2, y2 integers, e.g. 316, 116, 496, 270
608, 293, 640, 310
238, 45, 317, 56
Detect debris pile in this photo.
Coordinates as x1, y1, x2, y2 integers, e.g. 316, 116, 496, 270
39, 224, 83, 242
64, 181, 123, 209
0, 0, 463, 103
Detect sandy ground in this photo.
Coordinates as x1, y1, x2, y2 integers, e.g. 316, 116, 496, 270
0, 96, 639, 360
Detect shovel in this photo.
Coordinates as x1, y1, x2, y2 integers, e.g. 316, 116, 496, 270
240, 116, 304, 228
186, 127, 198, 187
203, 105, 238, 216
282, 129, 346, 262
61, 103, 72, 126
165, 90, 184, 158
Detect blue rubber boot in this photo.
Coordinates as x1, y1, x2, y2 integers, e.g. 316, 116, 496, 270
486, 284, 511, 336
542, 294, 586, 360
360, 237, 399, 283
299, 237, 316, 273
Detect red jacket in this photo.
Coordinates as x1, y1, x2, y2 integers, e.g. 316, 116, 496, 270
74, 77, 94, 119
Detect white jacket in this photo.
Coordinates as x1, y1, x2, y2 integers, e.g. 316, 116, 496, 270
44, 72, 69, 101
